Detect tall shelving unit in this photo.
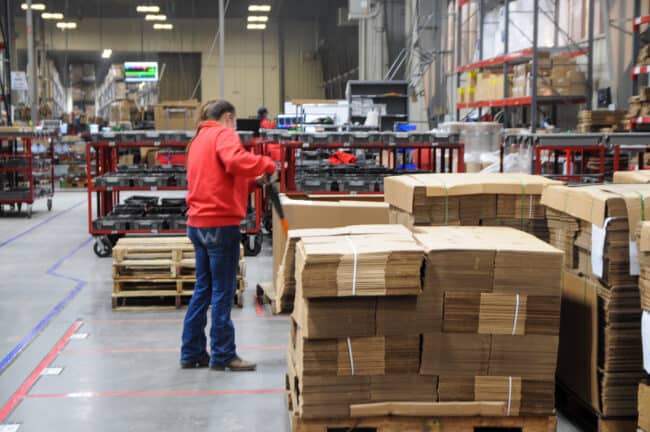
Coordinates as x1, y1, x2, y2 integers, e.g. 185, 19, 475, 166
454, 0, 596, 132
630, 13, 650, 129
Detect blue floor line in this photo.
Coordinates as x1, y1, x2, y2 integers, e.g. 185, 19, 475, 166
0, 200, 85, 249
0, 236, 92, 373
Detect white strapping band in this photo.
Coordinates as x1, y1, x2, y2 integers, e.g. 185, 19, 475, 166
529, 195, 533, 218
506, 376, 513, 416
511, 294, 520, 336
345, 236, 358, 296
346, 337, 355, 376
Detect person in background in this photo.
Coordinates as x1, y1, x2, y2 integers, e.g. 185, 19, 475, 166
181, 99, 276, 372
257, 107, 276, 130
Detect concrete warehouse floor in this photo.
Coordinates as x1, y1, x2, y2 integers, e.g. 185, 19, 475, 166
0, 191, 583, 431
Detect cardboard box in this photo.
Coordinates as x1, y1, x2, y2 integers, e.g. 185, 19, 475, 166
640, 382, 650, 431
557, 270, 643, 417
272, 197, 390, 311
154, 99, 200, 130
613, 170, 650, 184
384, 173, 559, 240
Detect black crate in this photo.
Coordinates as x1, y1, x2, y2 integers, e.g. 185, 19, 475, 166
93, 216, 131, 231
133, 174, 171, 187
169, 218, 188, 230
130, 218, 167, 230
147, 205, 185, 216
95, 174, 132, 187
124, 196, 159, 206
161, 198, 186, 207
111, 204, 146, 216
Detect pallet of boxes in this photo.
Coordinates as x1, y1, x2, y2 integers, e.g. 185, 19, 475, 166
286, 222, 562, 431
383, 173, 560, 242
541, 184, 647, 431
628, 87, 650, 131
636, 222, 650, 432
111, 237, 246, 309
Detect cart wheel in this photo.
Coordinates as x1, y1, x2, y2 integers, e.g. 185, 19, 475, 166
93, 237, 113, 258
234, 292, 244, 308
17, 203, 22, 213
47, 198, 53, 211
256, 284, 264, 299
263, 214, 273, 233
242, 233, 263, 256
26, 205, 33, 219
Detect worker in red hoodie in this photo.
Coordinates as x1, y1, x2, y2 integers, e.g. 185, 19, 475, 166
181, 100, 276, 371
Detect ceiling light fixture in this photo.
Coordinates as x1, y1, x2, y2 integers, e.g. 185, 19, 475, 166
145, 14, 167, 21
247, 23, 267, 30
101, 49, 112, 59
56, 22, 77, 30
136, 5, 160, 13
21, 3, 46, 11
153, 23, 173, 30
247, 16, 269, 22
42, 12, 64, 20
248, 5, 271, 12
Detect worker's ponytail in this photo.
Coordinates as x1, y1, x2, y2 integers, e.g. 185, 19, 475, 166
186, 99, 237, 157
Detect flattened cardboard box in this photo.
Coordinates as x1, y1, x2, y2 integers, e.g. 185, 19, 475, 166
614, 170, 650, 184
384, 173, 560, 215
558, 270, 644, 417
271, 197, 390, 298
640, 382, 650, 432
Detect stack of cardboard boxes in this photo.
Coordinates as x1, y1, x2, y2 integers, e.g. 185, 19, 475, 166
511, 54, 553, 98
384, 173, 560, 241
635, 222, 650, 432
287, 225, 562, 428
542, 184, 647, 419
614, 171, 650, 184
628, 87, 650, 128
577, 110, 629, 133
272, 197, 391, 313
550, 56, 587, 97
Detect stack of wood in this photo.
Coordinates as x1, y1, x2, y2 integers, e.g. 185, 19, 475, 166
628, 87, 650, 131
384, 173, 560, 242
542, 184, 647, 423
111, 237, 246, 309
577, 110, 629, 133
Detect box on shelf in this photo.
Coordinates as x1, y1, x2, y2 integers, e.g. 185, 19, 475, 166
154, 100, 200, 130
638, 44, 650, 64
110, 100, 136, 123
458, 87, 465, 103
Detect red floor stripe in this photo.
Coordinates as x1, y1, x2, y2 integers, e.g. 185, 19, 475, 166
64, 345, 287, 354
24, 388, 286, 399
254, 296, 264, 316
0, 321, 83, 422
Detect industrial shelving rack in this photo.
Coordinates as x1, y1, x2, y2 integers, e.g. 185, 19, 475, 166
0, 130, 54, 217
346, 81, 410, 131
454, 0, 596, 131
86, 131, 264, 258
630, 14, 650, 130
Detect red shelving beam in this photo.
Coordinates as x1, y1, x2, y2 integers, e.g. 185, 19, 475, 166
630, 117, 650, 126
456, 48, 588, 73
457, 95, 586, 109
633, 16, 650, 32
632, 65, 650, 80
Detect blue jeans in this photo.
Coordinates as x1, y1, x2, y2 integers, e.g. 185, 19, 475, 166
181, 226, 240, 366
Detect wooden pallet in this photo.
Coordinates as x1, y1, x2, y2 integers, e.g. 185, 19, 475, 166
113, 259, 179, 278
555, 381, 638, 432
289, 415, 556, 432
256, 281, 288, 314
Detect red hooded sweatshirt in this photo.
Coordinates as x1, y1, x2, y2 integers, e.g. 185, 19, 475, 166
186, 121, 276, 228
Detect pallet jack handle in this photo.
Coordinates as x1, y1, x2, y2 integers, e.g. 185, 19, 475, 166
267, 177, 289, 236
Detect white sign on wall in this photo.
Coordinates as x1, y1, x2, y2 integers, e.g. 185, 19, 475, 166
11, 71, 28, 91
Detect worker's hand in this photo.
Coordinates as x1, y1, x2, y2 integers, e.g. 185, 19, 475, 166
255, 173, 271, 186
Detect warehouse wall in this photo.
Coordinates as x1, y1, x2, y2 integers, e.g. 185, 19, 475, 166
15, 17, 325, 117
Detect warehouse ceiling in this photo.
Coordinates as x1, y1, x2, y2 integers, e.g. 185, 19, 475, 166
13, 0, 335, 20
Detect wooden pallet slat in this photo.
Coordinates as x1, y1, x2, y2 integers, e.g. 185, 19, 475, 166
289, 415, 557, 432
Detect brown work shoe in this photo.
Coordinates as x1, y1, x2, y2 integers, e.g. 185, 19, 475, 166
210, 356, 257, 372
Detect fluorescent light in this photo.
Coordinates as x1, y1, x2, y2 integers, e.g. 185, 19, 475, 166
248, 5, 271, 12
247, 23, 267, 30
247, 16, 269, 22
56, 22, 77, 30
21, 3, 46, 10
42, 12, 64, 20
101, 49, 112, 59
145, 14, 167, 21
136, 5, 160, 13
153, 23, 173, 30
